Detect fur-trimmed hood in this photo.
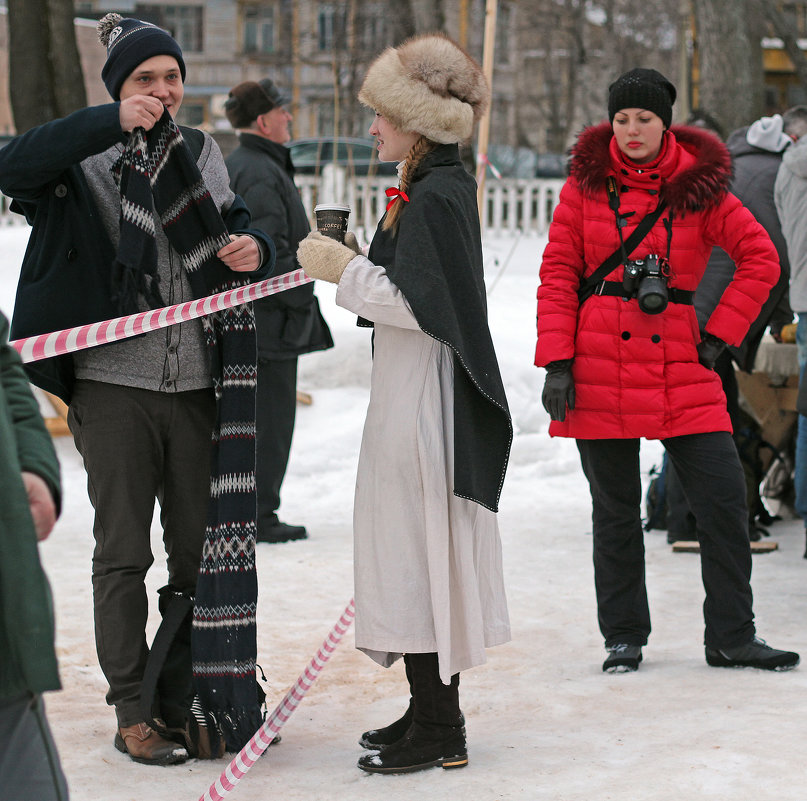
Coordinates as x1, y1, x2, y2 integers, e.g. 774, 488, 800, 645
358, 33, 488, 144
569, 121, 733, 214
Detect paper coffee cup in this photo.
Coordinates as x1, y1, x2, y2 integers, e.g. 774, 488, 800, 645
314, 204, 351, 243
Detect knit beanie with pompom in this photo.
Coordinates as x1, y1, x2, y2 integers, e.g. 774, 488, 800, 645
98, 12, 186, 100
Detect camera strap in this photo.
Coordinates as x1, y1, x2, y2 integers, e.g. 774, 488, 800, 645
578, 177, 667, 303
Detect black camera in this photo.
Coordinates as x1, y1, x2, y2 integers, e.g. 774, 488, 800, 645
622, 255, 670, 314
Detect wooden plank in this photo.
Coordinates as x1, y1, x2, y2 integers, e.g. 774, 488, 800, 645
671, 540, 778, 554
43, 391, 71, 437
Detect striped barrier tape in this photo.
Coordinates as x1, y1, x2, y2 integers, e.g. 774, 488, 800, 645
10, 268, 313, 363
199, 598, 356, 801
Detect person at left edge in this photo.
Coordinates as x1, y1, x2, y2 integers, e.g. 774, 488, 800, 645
224, 78, 333, 544
0, 14, 274, 765
0, 309, 68, 800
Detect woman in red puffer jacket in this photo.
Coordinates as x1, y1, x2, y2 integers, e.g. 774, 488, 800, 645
535, 68, 798, 674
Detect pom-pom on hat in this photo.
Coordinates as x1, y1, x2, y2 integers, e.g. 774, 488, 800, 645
608, 68, 676, 129
98, 12, 186, 100
358, 33, 489, 144
224, 79, 289, 129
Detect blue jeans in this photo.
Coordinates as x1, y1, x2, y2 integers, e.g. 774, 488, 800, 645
796, 316, 807, 523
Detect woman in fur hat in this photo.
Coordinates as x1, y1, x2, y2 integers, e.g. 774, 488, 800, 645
297, 34, 512, 774
536, 68, 799, 674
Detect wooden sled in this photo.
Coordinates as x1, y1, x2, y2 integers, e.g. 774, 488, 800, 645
671, 540, 778, 554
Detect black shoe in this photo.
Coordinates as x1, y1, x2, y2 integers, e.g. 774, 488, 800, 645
359, 701, 414, 749
705, 636, 800, 671
357, 725, 467, 774
603, 644, 643, 673
256, 521, 307, 544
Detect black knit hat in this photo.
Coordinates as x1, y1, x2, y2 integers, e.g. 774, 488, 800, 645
98, 13, 186, 100
608, 68, 676, 129
224, 79, 289, 129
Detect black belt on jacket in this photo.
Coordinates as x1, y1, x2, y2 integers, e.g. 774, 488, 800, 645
593, 280, 695, 305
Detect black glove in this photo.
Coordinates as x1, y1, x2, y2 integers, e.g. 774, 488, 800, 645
542, 359, 575, 422
696, 332, 726, 370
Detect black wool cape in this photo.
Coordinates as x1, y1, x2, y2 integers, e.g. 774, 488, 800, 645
364, 143, 512, 512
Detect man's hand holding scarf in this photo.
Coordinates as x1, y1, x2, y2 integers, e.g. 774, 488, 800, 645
217, 234, 261, 272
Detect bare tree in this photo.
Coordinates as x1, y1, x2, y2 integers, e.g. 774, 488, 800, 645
7, 0, 86, 132
692, 0, 764, 133
409, 0, 446, 32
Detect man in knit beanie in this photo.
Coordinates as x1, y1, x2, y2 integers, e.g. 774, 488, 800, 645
224, 79, 333, 544
0, 13, 273, 766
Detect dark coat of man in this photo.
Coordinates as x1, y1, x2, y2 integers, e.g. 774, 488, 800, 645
695, 125, 793, 372
226, 134, 332, 359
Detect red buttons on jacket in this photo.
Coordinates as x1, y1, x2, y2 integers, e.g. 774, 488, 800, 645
621, 331, 631, 340
651, 334, 661, 343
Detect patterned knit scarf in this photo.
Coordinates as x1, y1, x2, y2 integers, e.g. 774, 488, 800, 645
114, 110, 262, 751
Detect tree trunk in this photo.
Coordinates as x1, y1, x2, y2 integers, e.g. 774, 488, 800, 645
7, 0, 86, 132
46, 0, 87, 117
692, 0, 764, 134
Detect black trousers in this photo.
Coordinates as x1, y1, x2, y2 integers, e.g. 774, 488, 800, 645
68, 380, 216, 726
577, 432, 755, 650
255, 356, 298, 535
666, 351, 741, 539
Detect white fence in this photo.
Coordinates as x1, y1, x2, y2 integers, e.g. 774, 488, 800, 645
0, 174, 565, 237
296, 171, 563, 238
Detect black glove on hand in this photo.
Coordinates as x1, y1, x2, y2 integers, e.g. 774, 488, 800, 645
542, 359, 575, 422
697, 332, 726, 370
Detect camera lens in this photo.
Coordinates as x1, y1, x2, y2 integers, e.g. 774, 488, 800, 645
637, 276, 668, 314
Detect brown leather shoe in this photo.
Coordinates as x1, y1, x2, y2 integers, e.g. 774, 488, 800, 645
114, 722, 188, 765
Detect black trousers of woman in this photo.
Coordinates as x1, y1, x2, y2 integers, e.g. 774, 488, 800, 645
576, 432, 755, 651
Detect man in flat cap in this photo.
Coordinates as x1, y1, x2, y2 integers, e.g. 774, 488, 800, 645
225, 80, 333, 544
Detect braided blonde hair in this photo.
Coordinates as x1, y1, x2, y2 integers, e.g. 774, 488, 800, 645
382, 135, 437, 235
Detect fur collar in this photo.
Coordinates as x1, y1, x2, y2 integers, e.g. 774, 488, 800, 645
569, 121, 733, 213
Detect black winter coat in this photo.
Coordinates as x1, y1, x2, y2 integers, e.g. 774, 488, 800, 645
226, 135, 332, 360
695, 126, 792, 372
0, 104, 274, 401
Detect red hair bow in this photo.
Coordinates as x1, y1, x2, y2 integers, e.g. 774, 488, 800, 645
385, 186, 410, 211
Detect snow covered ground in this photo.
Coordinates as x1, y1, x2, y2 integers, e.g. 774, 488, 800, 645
3, 224, 807, 801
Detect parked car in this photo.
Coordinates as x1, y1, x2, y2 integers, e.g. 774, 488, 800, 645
288, 136, 397, 176
534, 152, 569, 178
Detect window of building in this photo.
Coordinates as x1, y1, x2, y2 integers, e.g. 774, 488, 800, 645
496, 3, 513, 64
176, 99, 206, 128
318, 3, 347, 51
137, 5, 204, 52
243, 5, 276, 54
317, 100, 335, 136
356, 3, 385, 51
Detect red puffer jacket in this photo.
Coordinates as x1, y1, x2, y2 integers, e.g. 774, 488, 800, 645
535, 123, 778, 440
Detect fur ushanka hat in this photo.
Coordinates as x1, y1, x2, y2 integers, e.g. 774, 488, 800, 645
358, 33, 489, 144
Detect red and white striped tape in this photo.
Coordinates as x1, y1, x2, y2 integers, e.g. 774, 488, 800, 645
10, 269, 313, 364
199, 598, 356, 801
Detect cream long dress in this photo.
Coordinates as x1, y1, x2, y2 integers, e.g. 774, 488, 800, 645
336, 255, 511, 685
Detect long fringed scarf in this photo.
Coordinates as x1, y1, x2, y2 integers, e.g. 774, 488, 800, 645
114, 110, 262, 751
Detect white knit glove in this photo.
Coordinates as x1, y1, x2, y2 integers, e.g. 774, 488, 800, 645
296, 231, 358, 283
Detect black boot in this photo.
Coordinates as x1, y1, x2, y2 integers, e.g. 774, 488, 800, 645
359, 655, 414, 749
357, 653, 467, 774
358, 699, 414, 750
